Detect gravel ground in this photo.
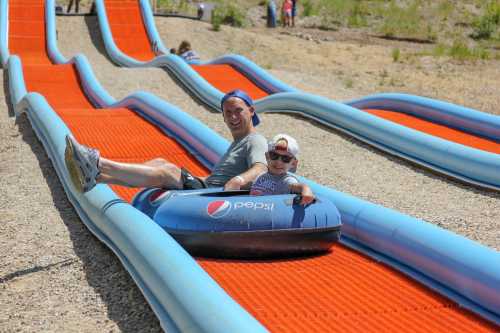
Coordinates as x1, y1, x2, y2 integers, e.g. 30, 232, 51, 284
1, 12, 499, 332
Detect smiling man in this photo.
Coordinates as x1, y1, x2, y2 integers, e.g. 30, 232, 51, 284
64, 89, 268, 193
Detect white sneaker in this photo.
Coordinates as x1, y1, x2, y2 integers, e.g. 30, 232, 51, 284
65, 135, 100, 193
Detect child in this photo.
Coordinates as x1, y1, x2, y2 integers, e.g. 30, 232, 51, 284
250, 134, 314, 205
177, 40, 200, 62
282, 0, 293, 27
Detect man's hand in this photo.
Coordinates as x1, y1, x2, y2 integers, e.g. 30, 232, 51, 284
224, 176, 244, 191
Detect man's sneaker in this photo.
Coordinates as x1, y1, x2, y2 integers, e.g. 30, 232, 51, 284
65, 134, 100, 193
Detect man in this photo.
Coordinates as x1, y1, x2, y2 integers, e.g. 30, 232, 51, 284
66, 0, 80, 13
65, 89, 268, 193
291, 0, 297, 27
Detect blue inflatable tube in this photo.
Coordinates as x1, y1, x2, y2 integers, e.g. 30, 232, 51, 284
132, 188, 342, 258
4, 0, 499, 327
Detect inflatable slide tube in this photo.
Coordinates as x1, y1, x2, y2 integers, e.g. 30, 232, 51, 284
300, 177, 500, 323
7, 56, 27, 107
139, 0, 169, 55
348, 93, 500, 142
0, 0, 8, 67
94, 0, 151, 67
256, 92, 500, 190
44, 3, 500, 322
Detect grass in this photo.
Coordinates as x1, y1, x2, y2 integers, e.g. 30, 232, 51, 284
471, 1, 500, 40
344, 77, 354, 89
211, 1, 247, 30
157, 0, 195, 16
378, 1, 424, 39
152, 0, 500, 61
392, 48, 401, 62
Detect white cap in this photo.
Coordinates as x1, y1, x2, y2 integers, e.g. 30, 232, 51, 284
268, 133, 299, 157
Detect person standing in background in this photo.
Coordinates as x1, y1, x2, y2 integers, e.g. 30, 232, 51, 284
66, 0, 80, 13
282, 0, 292, 27
291, 0, 298, 27
267, 0, 277, 28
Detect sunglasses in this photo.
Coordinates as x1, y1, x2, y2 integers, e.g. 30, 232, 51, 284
268, 151, 294, 163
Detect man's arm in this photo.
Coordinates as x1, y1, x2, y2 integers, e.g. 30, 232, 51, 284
224, 162, 268, 191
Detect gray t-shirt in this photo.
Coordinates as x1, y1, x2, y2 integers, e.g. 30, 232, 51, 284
206, 133, 267, 187
250, 172, 299, 195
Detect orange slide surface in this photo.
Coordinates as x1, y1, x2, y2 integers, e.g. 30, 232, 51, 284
9, 0, 499, 331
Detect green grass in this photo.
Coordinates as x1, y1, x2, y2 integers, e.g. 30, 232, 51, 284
392, 48, 401, 62
211, 1, 247, 30
378, 1, 423, 39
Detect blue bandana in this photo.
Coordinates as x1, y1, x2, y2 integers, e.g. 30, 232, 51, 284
221, 89, 260, 126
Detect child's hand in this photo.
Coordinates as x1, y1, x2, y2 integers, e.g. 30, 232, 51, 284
300, 185, 315, 205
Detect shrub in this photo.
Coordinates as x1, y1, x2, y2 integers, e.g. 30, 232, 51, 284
302, 0, 315, 17
347, 2, 368, 28
211, 2, 246, 30
211, 6, 223, 31
472, 1, 500, 40
447, 40, 489, 60
392, 48, 400, 62
449, 40, 473, 60
379, 0, 422, 38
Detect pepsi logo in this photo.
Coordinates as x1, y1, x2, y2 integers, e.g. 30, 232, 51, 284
207, 200, 232, 219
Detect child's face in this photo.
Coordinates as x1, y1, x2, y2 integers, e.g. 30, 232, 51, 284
266, 150, 297, 175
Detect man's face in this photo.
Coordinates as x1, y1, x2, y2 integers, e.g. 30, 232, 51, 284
222, 97, 255, 139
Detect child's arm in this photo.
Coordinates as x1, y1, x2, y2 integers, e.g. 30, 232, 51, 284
289, 182, 315, 205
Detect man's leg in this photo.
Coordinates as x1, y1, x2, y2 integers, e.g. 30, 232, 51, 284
66, 0, 73, 13
65, 135, 183, 192
97, 158, 183, 189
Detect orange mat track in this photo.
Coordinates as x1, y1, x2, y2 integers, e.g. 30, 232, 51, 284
8, 1, 499, 331
104, 0, 155, 61
365, 109, 500, 154
191, 64, 269, 101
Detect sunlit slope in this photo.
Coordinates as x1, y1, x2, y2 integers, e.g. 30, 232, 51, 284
8, 1, 499, 331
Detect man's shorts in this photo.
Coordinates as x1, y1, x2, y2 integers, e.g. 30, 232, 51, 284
180, 168, 207, 190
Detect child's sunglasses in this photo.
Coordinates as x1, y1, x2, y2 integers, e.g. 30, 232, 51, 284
268, 151, 294, 163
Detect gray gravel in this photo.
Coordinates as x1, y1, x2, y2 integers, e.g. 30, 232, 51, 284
0, 13, 498, 332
